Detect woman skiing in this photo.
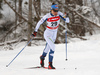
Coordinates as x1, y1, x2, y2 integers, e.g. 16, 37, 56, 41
32, 3, 70, 69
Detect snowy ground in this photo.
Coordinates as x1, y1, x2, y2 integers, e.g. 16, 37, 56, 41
0, 34, 100, 75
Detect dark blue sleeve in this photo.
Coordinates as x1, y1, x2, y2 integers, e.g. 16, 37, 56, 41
43, 18, 48, 23
59, 15, 66, 21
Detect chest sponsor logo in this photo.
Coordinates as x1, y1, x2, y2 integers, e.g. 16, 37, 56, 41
47, 16, 60, 22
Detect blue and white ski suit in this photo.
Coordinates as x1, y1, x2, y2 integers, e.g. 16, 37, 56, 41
35, 11, 69, 62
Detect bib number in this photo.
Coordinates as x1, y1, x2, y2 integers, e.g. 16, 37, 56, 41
51, 22, 57, 27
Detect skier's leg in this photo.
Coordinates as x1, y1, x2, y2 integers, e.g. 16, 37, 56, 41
48, 31, 57, 69
40, 30, 51, 67
48, 45, 55, 69
44, 30, 56, 52
48, 30, 57, 62
40, 43, 51, 67
41, 43, 50, 59
44, 37, 56, 69
49, 49, 54, 62
44, 36, 55, 51
41, 36, 55, 63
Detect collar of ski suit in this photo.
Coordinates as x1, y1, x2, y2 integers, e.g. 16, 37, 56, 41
50, 12, 54, 16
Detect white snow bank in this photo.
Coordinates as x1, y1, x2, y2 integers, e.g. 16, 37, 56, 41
0, 34, 100, 75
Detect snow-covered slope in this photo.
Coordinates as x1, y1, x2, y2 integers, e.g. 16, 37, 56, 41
0, 34, 100, 75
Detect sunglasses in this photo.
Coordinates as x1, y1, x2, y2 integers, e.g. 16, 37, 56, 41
53, 9, 59, 12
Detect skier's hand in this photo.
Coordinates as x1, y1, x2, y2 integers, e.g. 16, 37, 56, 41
31, 31, 37, 37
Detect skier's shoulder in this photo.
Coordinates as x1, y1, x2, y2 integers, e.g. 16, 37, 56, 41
58, 11, 64, 16
42, 13, 50, 18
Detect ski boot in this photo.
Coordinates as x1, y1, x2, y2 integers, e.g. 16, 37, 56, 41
40, 56, 45, 67
48, 62, 55, 69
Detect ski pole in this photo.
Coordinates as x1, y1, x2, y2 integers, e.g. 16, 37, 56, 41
65, 12, 69, 61
6, 39, 32, 67
65, 22, 68, 61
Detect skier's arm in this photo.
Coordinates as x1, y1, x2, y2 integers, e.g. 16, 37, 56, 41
34, 15, 48, 32
31, 14, 47, 37
58, 11, 70, 23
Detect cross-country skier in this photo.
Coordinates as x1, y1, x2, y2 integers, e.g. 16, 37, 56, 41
32, 3, 70, 69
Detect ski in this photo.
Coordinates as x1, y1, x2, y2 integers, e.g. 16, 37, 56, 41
25, 66, 56, 69
25, 66, 48, 69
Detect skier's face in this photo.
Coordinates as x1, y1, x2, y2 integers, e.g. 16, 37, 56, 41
52, 9, 58, 16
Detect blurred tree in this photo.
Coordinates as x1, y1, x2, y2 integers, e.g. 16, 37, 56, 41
0, 0, 2, 9
18, 0, 23, 22
33, 0, 45, 38
0, 0, 2, 18
28, 0, 32, 46
33, 0, 41, 19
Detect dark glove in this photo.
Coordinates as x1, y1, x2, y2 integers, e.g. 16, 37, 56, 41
31, 31, 37, 37
65, 12, 69, 17
66, 13, 69, 17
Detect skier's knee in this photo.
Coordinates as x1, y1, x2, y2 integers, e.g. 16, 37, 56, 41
49, 49, 54, 56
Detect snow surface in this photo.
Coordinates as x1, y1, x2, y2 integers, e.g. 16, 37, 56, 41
0, 34, 100, 75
